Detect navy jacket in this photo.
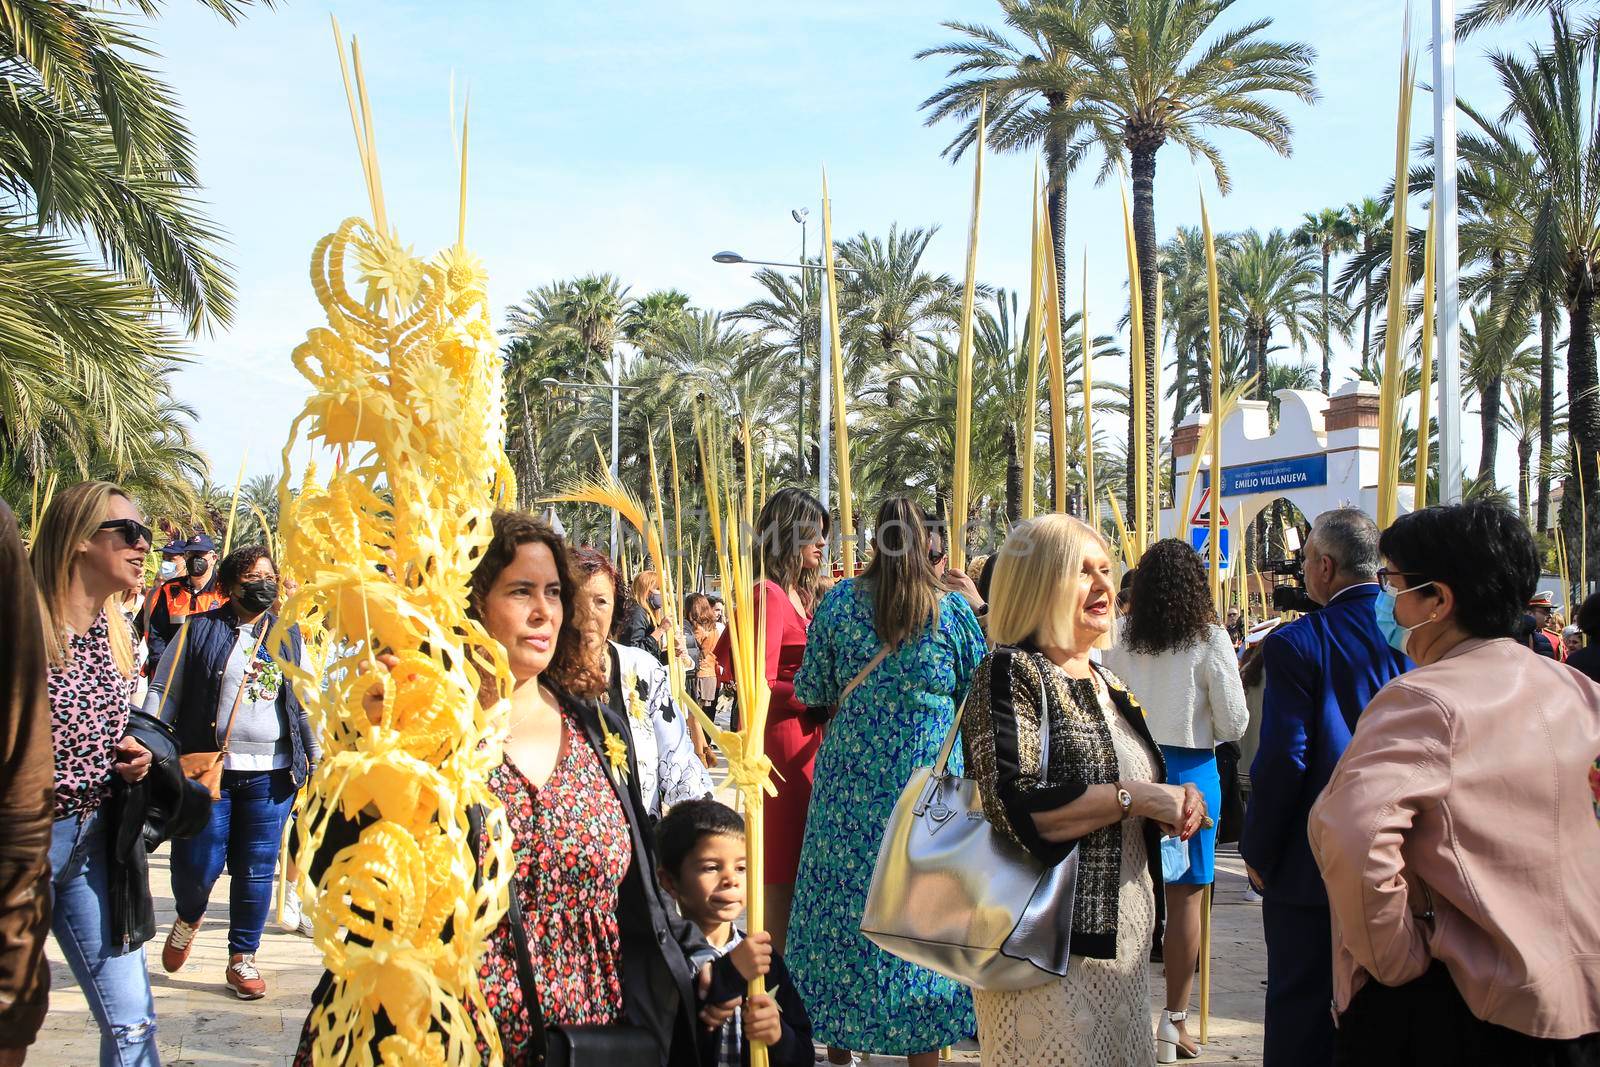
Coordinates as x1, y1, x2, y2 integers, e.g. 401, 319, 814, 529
698, 939, 813, 1067
153, 604, 317, 787
1240, 584, 1409, 906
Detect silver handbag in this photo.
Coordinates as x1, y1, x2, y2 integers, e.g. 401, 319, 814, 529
860, 674, 1078, 991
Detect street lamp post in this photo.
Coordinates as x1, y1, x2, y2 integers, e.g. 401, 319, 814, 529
540, 369, 639, 559
712, 249, 861, 543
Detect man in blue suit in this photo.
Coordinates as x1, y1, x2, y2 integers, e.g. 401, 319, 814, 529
1241, 508, 1409, 1067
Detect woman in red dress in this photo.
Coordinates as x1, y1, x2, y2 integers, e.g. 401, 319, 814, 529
717, 486, 830, 953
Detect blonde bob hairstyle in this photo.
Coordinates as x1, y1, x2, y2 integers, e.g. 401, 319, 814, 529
32, 480, 137, 676
987, 513, 1110, 650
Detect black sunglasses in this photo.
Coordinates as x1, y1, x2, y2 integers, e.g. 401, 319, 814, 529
98, 518, 153, 549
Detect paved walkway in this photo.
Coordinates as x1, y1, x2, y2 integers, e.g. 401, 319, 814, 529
35, 844, 1268, 1066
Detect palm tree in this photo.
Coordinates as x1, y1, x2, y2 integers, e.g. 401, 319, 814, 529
1501, 382, 1564, 522
1292, 207, 1358, 393
623, 289, 693, 356
1221, 229, 1323, 399
1461, 305, 1539, 486
1488, 14, 1600, 568
558, 274, 632, 373
1340, 198, 1391, 377
836, 225, 964, 399
0, 0, 264, 506
730, 267, 824, 476
1039, 0, 1317, 504
916, 0, 1093, 335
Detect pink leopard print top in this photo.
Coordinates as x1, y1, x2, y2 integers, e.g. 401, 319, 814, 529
49, 611, 137, 819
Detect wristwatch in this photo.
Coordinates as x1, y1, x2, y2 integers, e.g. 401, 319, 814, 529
1116, 785, 1134, 820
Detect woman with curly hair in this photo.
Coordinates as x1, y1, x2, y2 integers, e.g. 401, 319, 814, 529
1104, 538, 1247, 1062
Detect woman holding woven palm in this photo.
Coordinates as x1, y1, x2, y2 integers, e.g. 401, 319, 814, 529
788, 496, 985, 1066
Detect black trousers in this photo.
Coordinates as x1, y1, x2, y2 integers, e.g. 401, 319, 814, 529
1335, 961, 1600, 1067
1262, 897, 1334, 1067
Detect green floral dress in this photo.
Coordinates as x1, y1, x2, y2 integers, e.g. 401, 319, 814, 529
790, 578, 986, 1054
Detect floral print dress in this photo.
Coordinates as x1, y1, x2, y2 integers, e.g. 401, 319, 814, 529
472, 711, 633, 1063
788, 579, 987, 1054
290, 711, 633, 1067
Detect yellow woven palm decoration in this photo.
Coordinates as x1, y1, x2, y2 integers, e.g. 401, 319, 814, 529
271, 24, 515, 1067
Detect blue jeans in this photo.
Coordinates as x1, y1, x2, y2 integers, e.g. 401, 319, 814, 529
170, 768, 295, 955
50, 809, 160, 1067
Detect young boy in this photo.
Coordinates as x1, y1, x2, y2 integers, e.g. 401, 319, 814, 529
655, 799, 813, 1067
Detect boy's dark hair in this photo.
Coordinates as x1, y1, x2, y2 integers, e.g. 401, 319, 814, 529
654, 798, 745, 878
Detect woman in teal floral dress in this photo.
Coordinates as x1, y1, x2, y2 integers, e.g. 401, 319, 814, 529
790, 496, 987, 1065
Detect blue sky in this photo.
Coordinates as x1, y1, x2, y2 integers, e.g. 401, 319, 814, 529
144, 0, 1543, 492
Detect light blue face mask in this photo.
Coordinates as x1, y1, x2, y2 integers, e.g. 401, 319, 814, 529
1375, 582, 1436, 657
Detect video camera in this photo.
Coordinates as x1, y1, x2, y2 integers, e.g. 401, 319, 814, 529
1266, 526, 1320, 614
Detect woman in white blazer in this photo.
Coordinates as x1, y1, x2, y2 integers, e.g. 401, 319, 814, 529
1104, 539, 1248, 1062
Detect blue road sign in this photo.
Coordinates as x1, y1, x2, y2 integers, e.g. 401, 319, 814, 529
1189, 524, 1230, 569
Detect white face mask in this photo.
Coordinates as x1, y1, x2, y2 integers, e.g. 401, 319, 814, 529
159, 561, 178, 580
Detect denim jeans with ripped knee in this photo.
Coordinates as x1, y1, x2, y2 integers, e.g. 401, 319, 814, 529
50, 808, 160, 1067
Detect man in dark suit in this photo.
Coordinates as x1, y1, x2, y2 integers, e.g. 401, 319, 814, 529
1241, 507, 1410, 1067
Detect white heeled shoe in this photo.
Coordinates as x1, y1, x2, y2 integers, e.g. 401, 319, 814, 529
1156, 1009, 1200, 1063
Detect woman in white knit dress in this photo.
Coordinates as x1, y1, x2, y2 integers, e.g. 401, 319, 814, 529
1104, 539, 1248, 1061
964, 516, 1206, 1067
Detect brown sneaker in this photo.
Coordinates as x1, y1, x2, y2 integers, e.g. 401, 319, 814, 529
161, 917, 202, 973
225, 953, 266, 1000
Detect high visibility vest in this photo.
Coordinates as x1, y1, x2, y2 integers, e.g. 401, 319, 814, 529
155, 578, 226, 626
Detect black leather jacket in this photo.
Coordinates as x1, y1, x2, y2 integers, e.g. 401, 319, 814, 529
106, 712, 212, 949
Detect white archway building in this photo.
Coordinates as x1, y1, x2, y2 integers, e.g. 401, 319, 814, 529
1156, 381, 1414, 565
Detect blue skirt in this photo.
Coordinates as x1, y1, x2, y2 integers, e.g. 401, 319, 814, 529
1158, 745, 1220, 885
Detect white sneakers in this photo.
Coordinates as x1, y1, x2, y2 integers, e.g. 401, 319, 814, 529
280, 885, 314, 938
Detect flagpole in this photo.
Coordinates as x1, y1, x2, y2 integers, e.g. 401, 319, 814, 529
1433, 0, 1463, 505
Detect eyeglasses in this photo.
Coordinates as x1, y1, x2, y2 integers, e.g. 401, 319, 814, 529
1376, 567, 1426, 594
928, 547, 947, 566
97, 519, 153, 549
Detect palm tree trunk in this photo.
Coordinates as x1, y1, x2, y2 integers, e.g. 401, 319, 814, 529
1320, 247, 1333, 394
1130, 139, 1162, 505
1172, 342, 1192, 489
1004, 424, 1021, 522
1255, 328, 1271, 401
1569, 276, 1600, 578
1479, 374, 1503, 487
1538, 299, 1556, 531
1361, 243, 1375, 376
1518, 440, 1532, 524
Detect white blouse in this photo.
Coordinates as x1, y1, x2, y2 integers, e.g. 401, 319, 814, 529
1101, 624, 1248, 750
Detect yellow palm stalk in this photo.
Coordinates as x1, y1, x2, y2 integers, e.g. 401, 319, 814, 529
821, 170, 856, 573
693, 415, 777, 1067
1378, 22, 1417, 529
668, 419, 687, 604
1043, 210, 1067, 513
1021, 162, 1044, 520
1201, 192, 1225, 608
1416, 202, 1437, 510
1120, 177, 1148, 556
1105, 490, 1137, 570
221, 452, 249, 556
950, 92, 986, 572
1081, 253, 1095, 527
277, 30, 515, 1065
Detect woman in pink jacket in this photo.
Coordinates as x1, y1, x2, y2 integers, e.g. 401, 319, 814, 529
1310, 501, 1600, 1065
